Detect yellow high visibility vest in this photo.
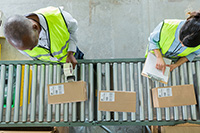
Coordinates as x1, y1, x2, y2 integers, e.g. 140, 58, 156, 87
146, 19, 200, 57
24, 6, 70, 62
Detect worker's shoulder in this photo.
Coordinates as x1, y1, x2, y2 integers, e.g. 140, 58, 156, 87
163, 19, 185, 23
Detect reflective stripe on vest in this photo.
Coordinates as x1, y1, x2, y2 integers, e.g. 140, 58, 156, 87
23, 6, 70, 63
177, 44, 200, 57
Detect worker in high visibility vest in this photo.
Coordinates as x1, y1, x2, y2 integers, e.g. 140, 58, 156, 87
146, 11, 200, 73
4, 6, 84, 69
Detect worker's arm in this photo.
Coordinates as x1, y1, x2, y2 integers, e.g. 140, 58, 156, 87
148, 22, 166, 74
148, 22, 163, 52
166, 49, 200, 71
61, 9, 78, 53
153, 49, 166, 74
166, 57, 188, 71
61, 9, 78, 69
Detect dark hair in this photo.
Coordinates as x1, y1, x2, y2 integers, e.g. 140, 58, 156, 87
179, 11, 200, 47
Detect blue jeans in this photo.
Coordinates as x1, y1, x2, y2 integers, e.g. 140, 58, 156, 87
74, 47, 84, 59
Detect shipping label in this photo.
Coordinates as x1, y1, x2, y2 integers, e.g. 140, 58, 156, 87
49, 85, 64, 96
100, 92, 115, 102
158, 87, 172, 98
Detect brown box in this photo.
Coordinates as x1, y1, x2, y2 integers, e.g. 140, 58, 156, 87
48, 81, 87, 104
161, 123, 200, 133
98, 90, 136, 112
152, 84, 197, 108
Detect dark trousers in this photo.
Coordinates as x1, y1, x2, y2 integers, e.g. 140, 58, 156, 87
74, 47, 84, 59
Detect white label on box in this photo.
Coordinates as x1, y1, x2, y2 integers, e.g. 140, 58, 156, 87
158, 87, 172, 98
49, 85, 64, 96
100, 92, 115, 102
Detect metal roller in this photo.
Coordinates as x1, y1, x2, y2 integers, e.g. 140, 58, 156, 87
196, 61, 200, 119
147, 78, 153, 121
44, 65, 49, 121
0, 65, 6, 122
55, 64, 61, 122
180, 65, 188, 120
129, 63, 136, 121
121, 63, 127, 121
164, 82, 170, 121
172, 69, 179, 121
97, 63, 102, 121
80, 63, 85, 122
155, 81, 162, 121
138, 62, 144, 121
89, 63, 94, 122
188, 62, 197, 120
5, 65, 14, 122
22, 65, 30, 122
39, 64, 45, 122
63, 64, 69, 122
113, 63, 119, 121
105, 63, 111, 121
47, 64, 53, 122
30, 65, 37, 122
14, 65, 22, 122
72, 66, 77, 122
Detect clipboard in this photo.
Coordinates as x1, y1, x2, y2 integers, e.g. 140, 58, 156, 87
141, 52, 172, 84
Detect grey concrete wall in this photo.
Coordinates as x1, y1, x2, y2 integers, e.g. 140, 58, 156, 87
0, 0, 200, 60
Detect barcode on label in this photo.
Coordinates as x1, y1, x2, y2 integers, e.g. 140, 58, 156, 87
158, 87, 172, 98
49, 85, 64, 96
100, 92, 115, 102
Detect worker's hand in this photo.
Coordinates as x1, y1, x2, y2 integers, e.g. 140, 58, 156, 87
156, 57, 166, 74
66, 51, 77, 69
166, 64, 177, 72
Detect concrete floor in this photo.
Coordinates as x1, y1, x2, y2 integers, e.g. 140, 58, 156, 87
1, 0, 200, 60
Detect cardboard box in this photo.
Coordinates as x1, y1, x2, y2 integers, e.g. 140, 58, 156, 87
48, 81, 87, 104
152, 84, 197, 108
161, 123, 200, 133
98, 90, 136, 112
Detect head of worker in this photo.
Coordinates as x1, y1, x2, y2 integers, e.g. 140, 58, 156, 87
179, 11, 200, 47
4, 15, 40, 51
